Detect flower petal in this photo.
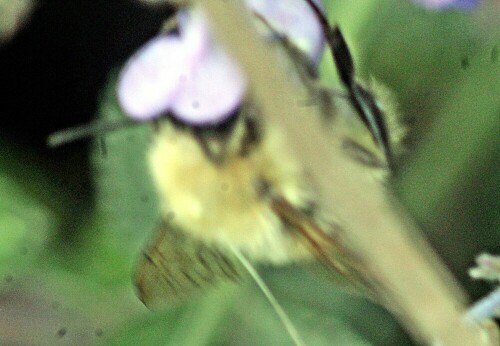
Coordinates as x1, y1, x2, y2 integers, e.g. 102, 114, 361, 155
171, 45, 247, 125
117, 35, 188, 121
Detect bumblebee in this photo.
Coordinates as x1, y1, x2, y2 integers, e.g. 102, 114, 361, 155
134, 0, 404, 308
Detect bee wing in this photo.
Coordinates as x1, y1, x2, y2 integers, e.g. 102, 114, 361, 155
271, 197, 381, 300
135, 221, 242, 309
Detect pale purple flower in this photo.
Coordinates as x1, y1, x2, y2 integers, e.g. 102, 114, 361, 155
412, 0, 481, 10
118, 9, 243, 125
117, 0, 324, 125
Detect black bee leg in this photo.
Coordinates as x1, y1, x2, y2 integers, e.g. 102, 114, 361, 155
303, 0, 393, 167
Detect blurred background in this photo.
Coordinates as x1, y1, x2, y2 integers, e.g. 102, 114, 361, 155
0, 0, 498, 345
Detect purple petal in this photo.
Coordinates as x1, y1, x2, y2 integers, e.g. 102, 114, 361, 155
245, 0, 325, 63
118, 1, 326, 124
177, 9, 211, 61
117, 35, 189, 121
171, 45, 247, 125
412, 0, 480, 10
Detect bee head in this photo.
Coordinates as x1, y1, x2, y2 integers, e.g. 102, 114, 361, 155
156, 101, 261, 165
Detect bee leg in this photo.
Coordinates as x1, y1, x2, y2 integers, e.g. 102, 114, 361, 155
303, 0, 393, 167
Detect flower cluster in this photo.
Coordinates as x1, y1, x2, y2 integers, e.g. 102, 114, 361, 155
118, 0, 324, 126
466, 254, 500, 324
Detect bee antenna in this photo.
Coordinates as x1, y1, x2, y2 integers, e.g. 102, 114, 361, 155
47, 118, 139, 148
